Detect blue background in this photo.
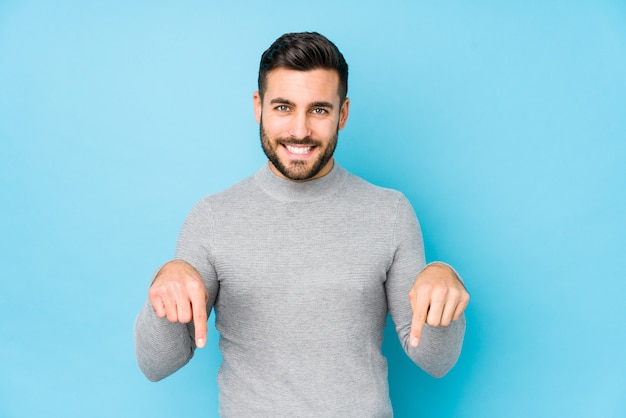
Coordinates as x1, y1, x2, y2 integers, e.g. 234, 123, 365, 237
1, 1, 625, 417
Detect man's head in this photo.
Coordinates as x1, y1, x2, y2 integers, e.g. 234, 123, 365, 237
254, 32, 351, 182
258, 32, 349, 104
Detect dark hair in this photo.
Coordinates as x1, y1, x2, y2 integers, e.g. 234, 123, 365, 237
258, 32, 349, 103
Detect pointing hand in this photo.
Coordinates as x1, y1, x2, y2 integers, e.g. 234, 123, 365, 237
149, 260, 209, 348
408, 263, 469, 348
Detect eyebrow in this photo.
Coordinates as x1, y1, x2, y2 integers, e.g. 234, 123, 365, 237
270, 98, 296, 106
269, 98, 334, 110
310, 101, 334, 110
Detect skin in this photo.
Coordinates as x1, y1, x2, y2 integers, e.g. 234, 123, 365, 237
148, 68, 469, 350
254, 68, 349, 182
408, 262, 469, 347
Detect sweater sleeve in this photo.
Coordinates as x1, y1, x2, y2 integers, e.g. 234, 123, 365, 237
134, 198, 219, 381
385, 195, 466, 378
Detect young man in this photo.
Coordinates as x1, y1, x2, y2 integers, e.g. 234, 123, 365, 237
135, 32, 469, 417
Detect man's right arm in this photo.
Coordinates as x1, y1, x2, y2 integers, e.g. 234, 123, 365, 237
134, 198, 218, 381
134, 260, 209, 381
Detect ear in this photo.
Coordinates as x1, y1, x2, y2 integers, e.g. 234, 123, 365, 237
338, 97, 350, 130
253, 91, 262, 124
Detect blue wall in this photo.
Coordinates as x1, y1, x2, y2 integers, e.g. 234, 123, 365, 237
1, 1, 625, 417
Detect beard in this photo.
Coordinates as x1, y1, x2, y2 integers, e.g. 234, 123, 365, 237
259, 120, 338, 181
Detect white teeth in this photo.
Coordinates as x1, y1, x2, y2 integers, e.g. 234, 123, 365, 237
285, 145, 312, 155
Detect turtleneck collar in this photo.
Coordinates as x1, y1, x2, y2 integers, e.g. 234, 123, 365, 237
253, 161, 347, 202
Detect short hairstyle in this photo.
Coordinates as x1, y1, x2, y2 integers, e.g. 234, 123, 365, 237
258, 32, 349, 103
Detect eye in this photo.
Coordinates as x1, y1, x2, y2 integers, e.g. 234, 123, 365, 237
276, 105, 290, 112
312, 108, 328, 115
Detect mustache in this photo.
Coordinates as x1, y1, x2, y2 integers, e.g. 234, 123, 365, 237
276, 137, 321, 146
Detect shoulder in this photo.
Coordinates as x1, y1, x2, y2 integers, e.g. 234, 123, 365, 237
196, 171, 259, 206
178, 173, 258, 225
342, 170, 408, 206
339, 169, 419, 228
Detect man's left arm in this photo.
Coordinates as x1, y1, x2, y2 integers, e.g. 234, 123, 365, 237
386, 195, 469, 378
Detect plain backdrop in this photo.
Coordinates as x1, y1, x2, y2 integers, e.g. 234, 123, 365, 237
1, 1, 625, 417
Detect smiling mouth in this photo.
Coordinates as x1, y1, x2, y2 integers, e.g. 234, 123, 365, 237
283, 144, 315, 156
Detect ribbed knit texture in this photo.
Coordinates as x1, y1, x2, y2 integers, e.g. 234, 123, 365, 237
135, 163, 465, 417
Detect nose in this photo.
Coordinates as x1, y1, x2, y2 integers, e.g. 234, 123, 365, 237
288, 111, 311, 139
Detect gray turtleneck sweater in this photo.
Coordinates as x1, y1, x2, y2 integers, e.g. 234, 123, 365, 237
135, 163, 465, 417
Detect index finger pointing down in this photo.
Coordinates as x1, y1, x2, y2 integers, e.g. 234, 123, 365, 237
191, 289, 209, 348
409, 289, 430, 348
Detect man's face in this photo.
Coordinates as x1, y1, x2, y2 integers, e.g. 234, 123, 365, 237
254, 68, 350, 182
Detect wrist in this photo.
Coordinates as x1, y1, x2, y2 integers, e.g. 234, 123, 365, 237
425, 261, 464, 285
151, 259, 186, 285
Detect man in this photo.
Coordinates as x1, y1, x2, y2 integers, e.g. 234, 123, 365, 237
135, 32, 469, 417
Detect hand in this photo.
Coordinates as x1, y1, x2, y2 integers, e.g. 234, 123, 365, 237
408, 262, 469, 348
148, 260, 209, 348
